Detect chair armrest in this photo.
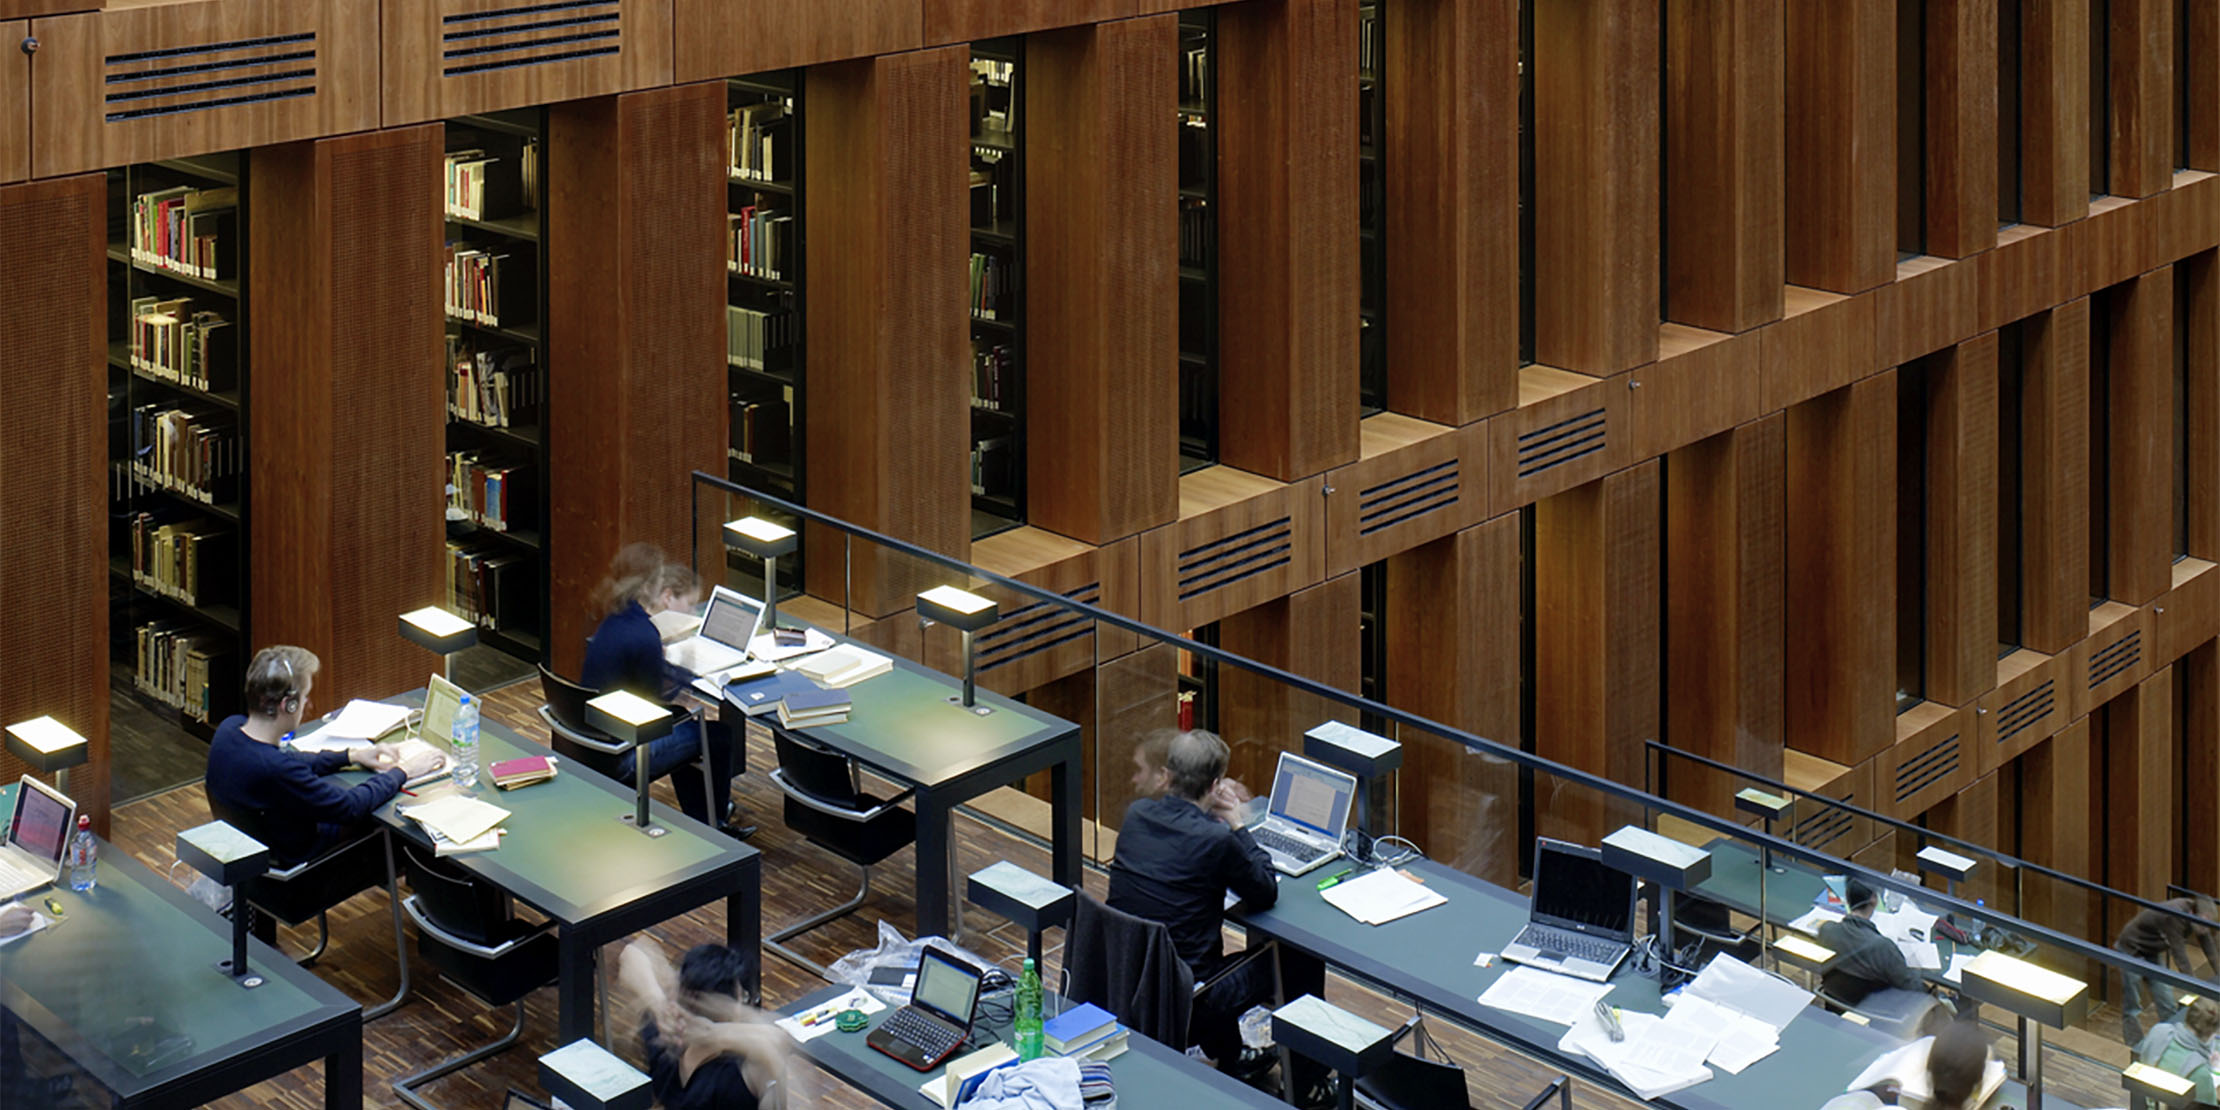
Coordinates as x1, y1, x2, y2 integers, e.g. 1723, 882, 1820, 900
768, 768, 913, 822
1518, 1076, 1573, 1110
1194, 938, 1279, 999
403, 895, 552, 959
537, 705, 631, 756
1673, 917, 1757, 948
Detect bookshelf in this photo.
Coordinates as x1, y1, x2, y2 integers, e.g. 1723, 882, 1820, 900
727, 71, 806, 598
1358, 1, 1385, 412
1178, 11, 1219, 470
106, 155, 250, 735
441, 110, 549, 662
971, 39, 1027, 536
1176, 622, 1220, 734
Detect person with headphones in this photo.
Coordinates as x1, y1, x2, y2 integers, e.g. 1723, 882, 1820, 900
205, 645, 442, 867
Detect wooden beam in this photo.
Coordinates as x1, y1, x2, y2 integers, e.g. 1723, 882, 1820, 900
1216, 573, 1362, 792
2107, 0, 2176, 199
1924, 333, 2001, 706
2097, 267, 2175, 605
1785, 375, 1896, 765
1784, 0, 1894, 293
2104, 667, 2176, 902
2189, 250, 2220, 559
2024, 298, 2093, 653
2183, 640, 2220, 895
1663, 0, 1785, 333
2020, 0, 2092, 226
1923, 0, 1999, 258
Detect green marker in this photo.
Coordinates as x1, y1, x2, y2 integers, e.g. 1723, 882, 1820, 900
1317, 867, 1355, 891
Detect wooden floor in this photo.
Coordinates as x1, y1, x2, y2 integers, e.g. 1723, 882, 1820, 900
75, 679, 2135, 1109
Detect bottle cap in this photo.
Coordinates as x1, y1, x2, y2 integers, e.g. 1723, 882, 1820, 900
77, 815, 90, 828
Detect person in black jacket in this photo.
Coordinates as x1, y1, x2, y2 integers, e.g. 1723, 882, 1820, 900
618, 939, 784, 1110
1816, 878, 1928, 1008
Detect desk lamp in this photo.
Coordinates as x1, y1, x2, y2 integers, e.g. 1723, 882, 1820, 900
1601, 824, 1713, 975
1773, 932, 1837, 974
1734, 787, 1794, 968
724, 516, 797, 633
1916, 844, 1977, 902
175, 820, 272, 989
917, 585, 999, 713
4, 715, 89, 797
540, 1039, 652, 1110
967, 861, 1075, 967
1303, 720, 1401, 857
398, 605, 477, 685
586, 690, 675, 837
1272, 995, 1394, 1110
2125, 1061, 2197, 1110
1957, 949, 2090, 1110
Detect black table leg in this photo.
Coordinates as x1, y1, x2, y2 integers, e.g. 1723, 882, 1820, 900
1051, 744, 1082, 887
325, 1020, 364, 1110
916, 791, 952, 938
557, 928, 595, 1044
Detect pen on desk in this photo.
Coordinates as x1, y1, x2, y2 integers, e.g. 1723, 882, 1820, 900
398, 787, 418, 797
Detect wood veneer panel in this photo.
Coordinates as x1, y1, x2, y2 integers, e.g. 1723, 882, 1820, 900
1783, 0, 1893, 294
1322, 414, 1486, 578
2019, 716, 2101, 982
1924, 333, 2000, 707
1977, 224, 2067, 332
2157, 558, 2220, 664
2107, 0, 2176, 199
1663, 0, 1784, 333
1384, 0, 1518, 424
1215, 0, 1360, 481
1785, 375, 1896, 765
969, 533, 1135, 698
1876, 255, 1980, 369
2184, 251, 2220, 561
1662, 416, 1785, 823
2192, 0, 2220, 171
1032, 640, 1181, 859
1026, 17, 1177, 547
1879, 703, 1972, 820
674, 0, 922, 82
547, 84, 726, 671
802, 49, 970, 617
1921, 0, 1997, 259
2182, 640, 2220, 895
1488, 367, 1632, 513
2024, 298, 2093, 653
0, 20, 22, 184
1759, 285, 1882, 412
1634, 326, 1763, 460
0, 175, 107, 831
1385, 517, 1520, 886
383, 0, 673, 126
2098, 267, 2176, 606
922, 0, 1132, 44
1923, 769, 2002, 906
1980, 648, 2067, 770
1215, 573, 1360, 794
250, 128, 447, 707
2104, 666, 2175, 900
0, 0, 85, 18
1141, 469, 1325, 632
1533, 0, 1658, 374
2020, 0, 2091, 226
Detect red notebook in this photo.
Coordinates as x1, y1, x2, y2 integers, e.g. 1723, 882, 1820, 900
488, 756, 556, 789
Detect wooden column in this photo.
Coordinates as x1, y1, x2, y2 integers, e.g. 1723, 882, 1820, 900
1216, 573, 1361, 793
1924, 770, 2003, 908
250, 128, 446, 706
2020, 717, 2102, 982
2097, 267, 2175, 606
1923, 333, 2000, 706
1785, 375, 1897, 765
1029, 640, 1181, 862
2190, 0, 2220, 171
1216, 0, 1360, 481
1922, 0, 1999, 259
2024, 298, 2092, 653
2107, 0, 2176, 199
1533, 463, 1660, 847
1663, 0, 1784, 334
2020, 0, 2092, 226
0, 175, 107, 830
546, 85, 727, 673
2183, 640, 2220, 895
1026, 17, 1178, 546
1384, 0, 1520, 422
2188, 251, 2220, 559
1784, 0, 1894, 293
1663, 416, 1786, 820
803, 49, 971, 615
1534, 0, 1659, 373
2105, 667, 2176, 902
1385, 516, 1521, 885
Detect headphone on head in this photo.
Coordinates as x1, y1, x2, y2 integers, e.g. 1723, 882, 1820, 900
257, 652, 302, 716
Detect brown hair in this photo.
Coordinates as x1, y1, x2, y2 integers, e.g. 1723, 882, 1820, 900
245, 645, 320, 717
591, 542, 670, 619
2188, 997, 2220, 1039
1926, 1021, 1989, 1110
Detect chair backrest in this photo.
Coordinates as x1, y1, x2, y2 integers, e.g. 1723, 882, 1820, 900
400, 843, 508, 948
1065, 891, 1193, 1046
207, 793, 276, 850
773, 731, 863, 808
538, 664, 629, 770
538, 664, 606, 734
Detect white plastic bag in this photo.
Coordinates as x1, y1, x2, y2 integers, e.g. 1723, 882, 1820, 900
828, 919, 998, 1007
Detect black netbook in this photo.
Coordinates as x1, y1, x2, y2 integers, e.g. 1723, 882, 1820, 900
866, 948, 986, 1071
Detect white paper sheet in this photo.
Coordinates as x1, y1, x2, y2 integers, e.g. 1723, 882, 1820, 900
1560, 1009, 1714, 1101
400, 794, 511, 844
1941, 952, 1977, 984
1872, 901, 1940, 946
0, 908, 52, 948
1845, 1036, 2008, 1105
749, 629, 836, 662
1897, 937, 1944, 970
1318, 867, 1447, 925
311, 699, 413, 742
1788, 906, 1845, 935
776, 987, 886, 1043
1478, 965, 1618, 1026
1686, 953, 1813, 1033
1666, 995, 1780, 1074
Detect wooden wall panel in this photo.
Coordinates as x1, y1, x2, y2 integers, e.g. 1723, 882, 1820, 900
970, 532, 1138, 698
922, 0, 1132, 45
2192, 0, 2220, 171
1879, 703, 1973, 820
1139, 467, 1325, 632
1760, 286, 1882, 413
382, 0, 673, 126
1216, 0, 1360, 481
2098, 267, 2176, 606
2020, 716, 2103, 983
2024, 298, 2093, 653
1386, 517, 1520, 886
1216, 573, 1361, 794
0, 19, 23, 184
0, 0, 85, 19
1979, 648, 2067, 770
2107, 0, 2176, 199
1533, 0, 1659, 374
1977, 224, 2067, 332
250, 128, 447, 707
2182, 640, 2220, 895
1025, 17, 1178, 547
1322, 414, 1486, 578
1785, 375, 1897, 765
2105, 667, 2176, 901
1783, 750, 1878, 864
32, 0, 380, 178
1637, 325, 1764, 461
1921, 0, 1997, 259
0, 175, 107, 831
1663, 0, 1785, 333
1923, 769, 2003, 907
1663, 416, 1785, 822
1876, 255, 1981, 368
1489, 369, 1633, 514
1783, 0, 1893, 293
1033, 640, 1181, 861
674, 0, 922, 83
2188, 251, 2220, 564
2157, 559, 2220, 664
2020, 0, 2091, 226
1384, 0, 1519, 423
802, 49, 970, 617
1924, 333, 2000, 707
2074, 602, 2151, 717
547, 84, 726, 672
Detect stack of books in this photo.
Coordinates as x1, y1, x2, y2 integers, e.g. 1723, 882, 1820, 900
489, 755, 558, 790
777, 687, 852, 728
1044, 1003, 1128, 1062
791, 644, 895, 688
726, 669, 820, 716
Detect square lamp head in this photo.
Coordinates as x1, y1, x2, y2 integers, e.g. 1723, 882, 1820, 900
1735, 787, 1794, 822
540, 1039, 652, 1110
917, 585, 999, 632
1959, 949, 2090, 1029
1774, 933, 1838, 973
723, 516, 797, 560
1916, 844, 1978, 885
398, 605, 478, 655
585, 690, 675, 746
175, 820, 272, 887
4, 716, 89, 773
1601, 824, 1715, 891
2125, 1061, 2198, 1107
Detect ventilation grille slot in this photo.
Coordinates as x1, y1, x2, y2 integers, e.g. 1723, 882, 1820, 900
105, 33, 317, 122
1178, 518, 1293, 601
443, 0, 620, 77
1358, 460, 1459, 537
1793, 795, 1857, 853
2088, 630, 2143, 689
977, 584, 1100, 673
1516, 407, 1607, 478
1893, 733, 1962, 804
1995, 679, 2056, 746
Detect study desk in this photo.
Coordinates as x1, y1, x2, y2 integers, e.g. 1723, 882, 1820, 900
337, 691, 761, 1044
780, 983, 1281, 1107
1234, 857, 1902, 1110
0, 784, 364, 1108
1691, 838, 1961, 970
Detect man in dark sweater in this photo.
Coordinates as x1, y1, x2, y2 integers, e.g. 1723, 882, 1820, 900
2116, 895, 2220, 1044
1816, 878, 1927, 1008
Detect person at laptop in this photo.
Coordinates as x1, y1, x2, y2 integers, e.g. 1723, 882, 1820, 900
1107, 730, 1327, 1102
583, 547, 747, 838
205, 646, 442, 867
618, 938, 784, 1110
1816, 878, 1928, 1009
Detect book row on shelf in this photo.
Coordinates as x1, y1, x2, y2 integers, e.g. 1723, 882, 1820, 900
1182, 40, 1209, 100
446, 540, 531, 633
445, 143, 535, 223
969, 252, 1012, 321
130, 296, 236, 393
728, 99, 792, 183
727, 302, 796, 372
447, 339, 539, 429
128, 512, 233, 608
1178, 197, 1210, 268
445, 244, 523, 329
730, 386, 793, 467
135, 621, 228, 724
447, 450, 533, 534
729, 204, 795, 280
970, 433, 1013, 499
972, 339, 1012, 412
130, 184, 238, 281
125, 404, 239, 505
969, 59, 1016, 143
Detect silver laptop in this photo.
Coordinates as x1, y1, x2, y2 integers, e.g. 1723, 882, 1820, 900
664, 585, 765, 676
1246, 751, 1358, 876
1501, 838, 1640, 982
0, 775, 76, 900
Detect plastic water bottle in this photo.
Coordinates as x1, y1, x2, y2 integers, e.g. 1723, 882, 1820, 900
452, 693, 481, 789
1015, 957, 1044, 1060
66, 816, 97, 892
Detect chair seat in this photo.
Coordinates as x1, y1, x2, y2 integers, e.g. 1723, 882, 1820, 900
243, 828, 389, 926
418, 919, 561, 1011
1356, 1053, 1470, 1110
786, 794, 915, 868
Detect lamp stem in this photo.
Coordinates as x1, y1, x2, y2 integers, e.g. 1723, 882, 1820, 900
55, 766, 69, 798
230, 896, 252, 981
635, 742, 653, 831
444, 652, 455, 687
2024, 1019, 2044, 1110
764, 555, 779, 631
1757, 817, 1772, 970
961, 628, 977, 707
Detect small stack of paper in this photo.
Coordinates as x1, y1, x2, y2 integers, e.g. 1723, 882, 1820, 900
1788, 905, 1844, 935
292, 700, 413, 747
1477, 965, 1618, 1025
401, 794, 511, 855
792, 644, 895, 688
1558, 1006, 1715, 1101
1318, 867, 1447, 925
776, 987, 885, 1043
1664, 995, 1782, 1074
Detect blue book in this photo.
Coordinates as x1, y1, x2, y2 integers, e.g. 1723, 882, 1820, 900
1042, 1002, 1116, 1052
725, 670, 818, 716
777, 687, 852, 723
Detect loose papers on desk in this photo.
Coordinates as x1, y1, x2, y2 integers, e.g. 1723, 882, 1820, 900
1685, 952, 1814, 1032
1789, 905, 1845, 935
776, 986, 886, 1043
1558, 1007, 1713, 1101
400, 793, 510, 845
1477, 965, 1618, 1026
1941, 951, 1977, 984
293, 700, 413, 746
1664, 995, 1782, 1074
1318, 866, 1446, 925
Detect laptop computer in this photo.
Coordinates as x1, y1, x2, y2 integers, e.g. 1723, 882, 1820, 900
386, 674, 463, 788
1245, 751, 1358, 877
1500, 838, 1640, 982
866, 947, 986, 1071
0, 775, 76, 900
664, 585, 766, 677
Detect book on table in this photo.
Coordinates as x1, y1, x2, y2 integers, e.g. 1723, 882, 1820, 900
489, 755, 557, 789
791, 644, 894, 688
726, 669, 820, 716
777, 687, 851, 728
1042, 1002, 1115, 1054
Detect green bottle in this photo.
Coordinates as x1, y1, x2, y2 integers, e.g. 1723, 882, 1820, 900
1015, 957, 1045, 1060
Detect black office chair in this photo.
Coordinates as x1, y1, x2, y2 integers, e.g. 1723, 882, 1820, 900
1665, 890, 1764, 980
393, 844, 561, 1110
1352, 1016, 1471, 1110
538, 663, 719, 808
766, 730, 916, 979
205, 797, 412, 1019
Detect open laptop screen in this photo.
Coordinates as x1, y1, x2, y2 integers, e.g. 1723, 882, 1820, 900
422, 673, 466, 748
1531, 839, 1636, 937
1268, 752, 1356, 839
912, 948, 983, 1027
10, 778, 72, 865
699, 586, 765, 649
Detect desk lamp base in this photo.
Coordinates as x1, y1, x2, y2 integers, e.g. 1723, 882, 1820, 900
945, 695, 995, 717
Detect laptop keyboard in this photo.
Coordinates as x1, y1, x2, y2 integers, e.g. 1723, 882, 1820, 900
1512, 924, 1622, 965
882, 1007, 963, 1060
1253, 826, 1325, 861
0, 852, 51, 889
